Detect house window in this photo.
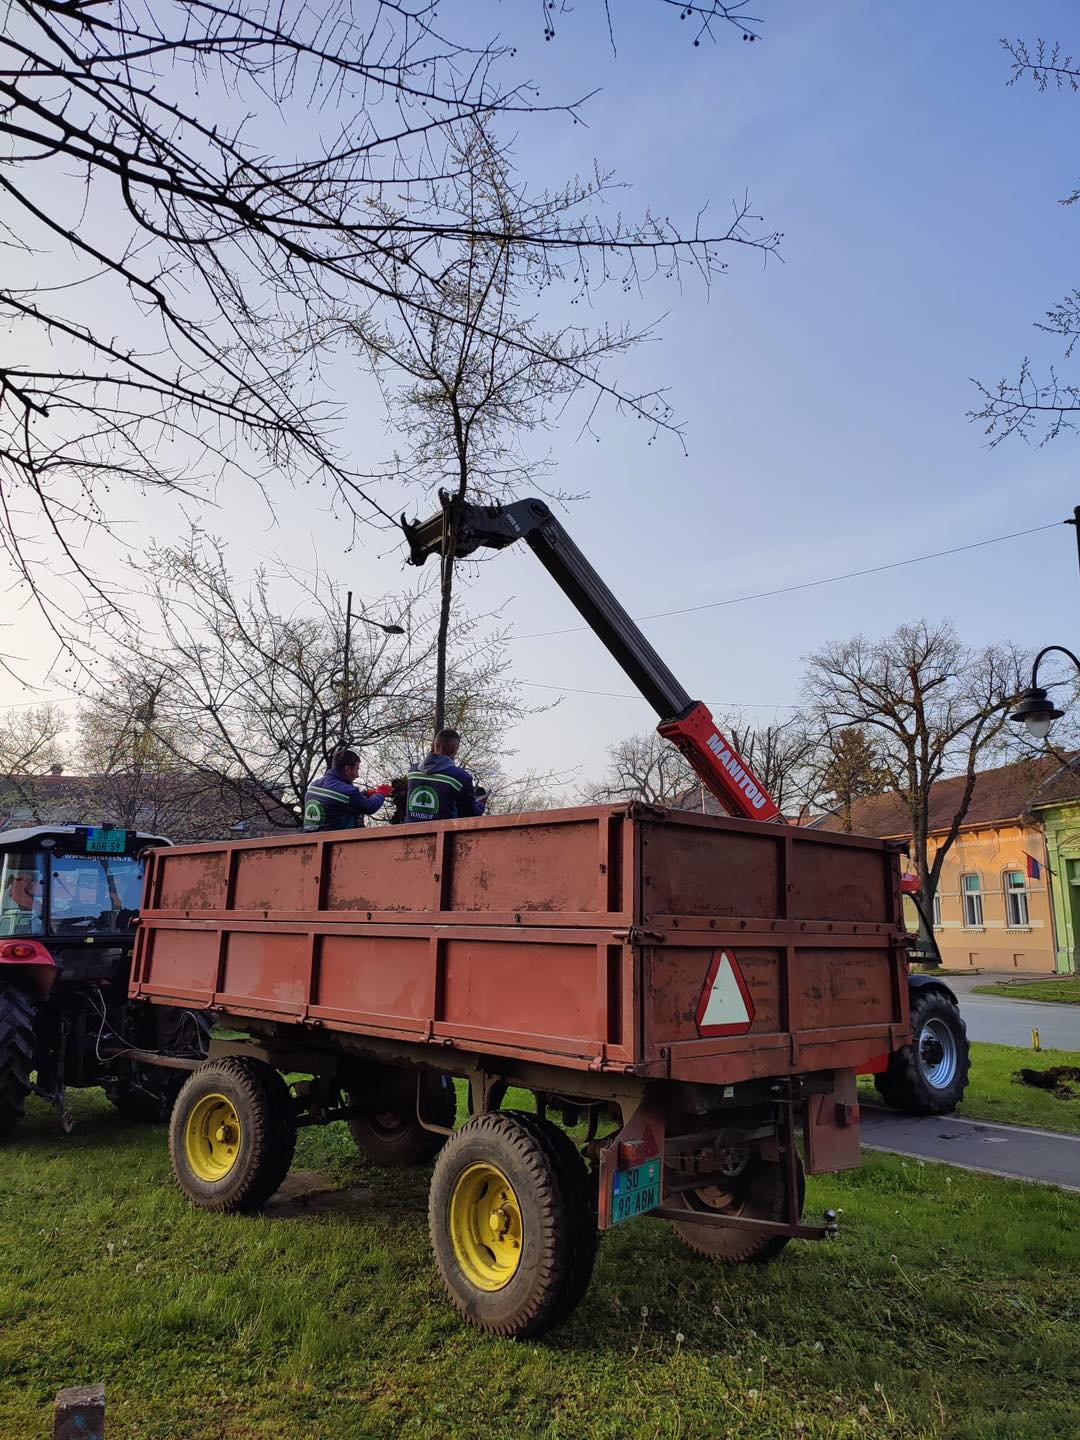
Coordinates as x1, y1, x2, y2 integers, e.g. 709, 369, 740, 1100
1004, 871, 1030, 928
932, 892, 942, 928
962, 874, 983, 928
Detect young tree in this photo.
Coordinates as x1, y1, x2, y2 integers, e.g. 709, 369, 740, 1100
804, 621, 1025, 953
339, 126, 663, 731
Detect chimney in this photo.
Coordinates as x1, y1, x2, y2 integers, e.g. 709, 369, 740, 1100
48, 764, 63, 777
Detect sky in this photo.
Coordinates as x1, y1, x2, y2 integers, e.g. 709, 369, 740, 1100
4, 0, 1080, 798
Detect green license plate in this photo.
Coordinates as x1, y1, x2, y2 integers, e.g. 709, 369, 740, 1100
83, 827, 128, 854
610, 1157, 662, 1225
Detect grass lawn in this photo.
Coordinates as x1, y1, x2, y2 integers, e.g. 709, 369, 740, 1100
859, 1042, 1080, 1134
1, 1090, 1078, 1440
972, 980, 1080, 1005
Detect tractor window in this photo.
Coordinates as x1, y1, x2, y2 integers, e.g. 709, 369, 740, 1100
48, 854, 145, 934
0, 852, 47, 936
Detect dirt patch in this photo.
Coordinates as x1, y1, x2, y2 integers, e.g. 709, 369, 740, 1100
263, 1169, 377, 1219
1015, 1066, 1080, 1101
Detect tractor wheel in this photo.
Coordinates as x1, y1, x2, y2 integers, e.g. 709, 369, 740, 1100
170, 1057, 296, 1213
0, 983, 37, 1142
667, 1152, 805, 1264
875, 990, 970, 1115
107, 1009, 215, 1123
428, 1110, 594, 1338
347, 1067, 455, 1165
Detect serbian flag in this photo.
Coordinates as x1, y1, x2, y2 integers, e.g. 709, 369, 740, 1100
1025, 852, 1042, 881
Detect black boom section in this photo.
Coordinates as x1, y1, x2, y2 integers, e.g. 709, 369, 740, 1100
402, 494, 693, 720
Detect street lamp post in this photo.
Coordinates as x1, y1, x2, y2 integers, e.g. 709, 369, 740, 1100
1009, 645, 1080, 741
340, 590, 406, 748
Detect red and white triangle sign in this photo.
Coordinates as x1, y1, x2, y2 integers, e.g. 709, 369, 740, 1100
696, 950, 755, 1036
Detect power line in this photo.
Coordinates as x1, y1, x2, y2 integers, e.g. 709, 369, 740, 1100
509, 520, 1063, 641
518, 680, 795, 708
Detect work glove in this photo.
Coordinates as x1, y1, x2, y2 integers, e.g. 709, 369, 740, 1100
368, 783, 394, 797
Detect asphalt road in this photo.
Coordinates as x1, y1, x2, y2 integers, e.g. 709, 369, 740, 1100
861, 1108, 1080, 1191
945, 974, 1080, 1051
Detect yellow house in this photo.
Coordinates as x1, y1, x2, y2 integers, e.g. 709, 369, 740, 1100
815, 756, 1080, 973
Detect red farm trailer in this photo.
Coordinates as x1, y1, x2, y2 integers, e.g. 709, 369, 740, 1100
132, 802, 909, 1337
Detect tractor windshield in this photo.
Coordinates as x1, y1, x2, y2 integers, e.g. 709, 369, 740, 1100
47, 853, 145, 936
0, 852, 47, 937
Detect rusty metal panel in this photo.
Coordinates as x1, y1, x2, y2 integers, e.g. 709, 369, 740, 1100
137, 925, 219, 1000
790, 948, 896, 1029
645, 945, 783, 1046
156, 850, 227, 911
221, 930, 309, 1014
233, 843, 319, 912
641, 821, 781, 920
789, 835, 891, 923
440, 935, 609, 1047
325, 831, 437, 913
804, 1070, 861, 1173
446, 816, 613, 914
317, 933, 433, 1025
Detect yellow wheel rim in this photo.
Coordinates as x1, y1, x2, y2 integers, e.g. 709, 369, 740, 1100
185, 1092, 243, 1183
449, 1162, 524, 1291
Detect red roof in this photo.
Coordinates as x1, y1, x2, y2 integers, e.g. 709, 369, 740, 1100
813, 753, 1080, 840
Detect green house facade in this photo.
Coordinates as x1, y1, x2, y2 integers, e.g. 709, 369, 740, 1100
1035, 798, 1080, 976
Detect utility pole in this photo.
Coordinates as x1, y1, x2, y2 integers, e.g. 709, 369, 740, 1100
340, 590, 353, 750
1065, 505, 1080, 583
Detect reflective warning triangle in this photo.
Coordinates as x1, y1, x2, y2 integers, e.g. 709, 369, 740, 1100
696, 950, 755, 1036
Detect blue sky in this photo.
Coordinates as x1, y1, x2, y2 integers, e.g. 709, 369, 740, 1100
5, 1, 1080, 794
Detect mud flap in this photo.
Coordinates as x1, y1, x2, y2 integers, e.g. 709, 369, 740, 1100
804, 1069, 861, 1174
597, 1102, 666, 1230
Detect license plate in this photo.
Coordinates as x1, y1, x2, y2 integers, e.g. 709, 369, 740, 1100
610, 1157, 662, 1225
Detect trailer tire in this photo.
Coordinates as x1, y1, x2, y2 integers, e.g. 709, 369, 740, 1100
347, 1068, 455, 1165
0, 983, 36, 1142
429, 1110, 591, 1338
668, 1152, 805, 1264
875, 990, 970, 1115
169, 1057, 297, 1213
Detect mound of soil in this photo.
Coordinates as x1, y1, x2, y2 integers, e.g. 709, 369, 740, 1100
1014, 1066, 1080, 1101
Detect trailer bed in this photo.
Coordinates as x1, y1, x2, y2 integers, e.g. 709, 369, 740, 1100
132, 805, 908, 1085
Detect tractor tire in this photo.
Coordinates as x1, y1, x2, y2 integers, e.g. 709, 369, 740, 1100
875, 989, 970, 1116
0, 983, 37, 1142
428, 1110, 593, 1338
170, 1057, 297, 1213
667, 1152, 805, 1264
107, 1009, 214, 1123
347, 1067, 455, 1165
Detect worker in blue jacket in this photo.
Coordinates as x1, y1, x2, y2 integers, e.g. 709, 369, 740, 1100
303, 748, 392, 832
405, 729, 486, 823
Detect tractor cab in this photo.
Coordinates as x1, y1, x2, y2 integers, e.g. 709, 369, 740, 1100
0, 825, 167, 984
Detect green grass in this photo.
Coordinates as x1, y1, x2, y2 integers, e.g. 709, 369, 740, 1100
2, 1090, 1079, 1439
972, 980, 1080, 1005
859, 1042, 1080, 1134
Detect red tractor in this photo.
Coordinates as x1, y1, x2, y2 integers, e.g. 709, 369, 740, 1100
0, 824, 211, 1137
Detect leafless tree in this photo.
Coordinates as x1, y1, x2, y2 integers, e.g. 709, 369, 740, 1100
971, 36, 1080, 445
582, 730, 696, 806
804, 621, 1026, 951
715, 712, 823, 819
341, 125, 655, 729
0, 702, 65, 822
1, 0, 778, 675
86, 529, 534, 829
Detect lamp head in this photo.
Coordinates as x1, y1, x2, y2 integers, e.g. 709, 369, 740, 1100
1009, 686, 1064, 741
